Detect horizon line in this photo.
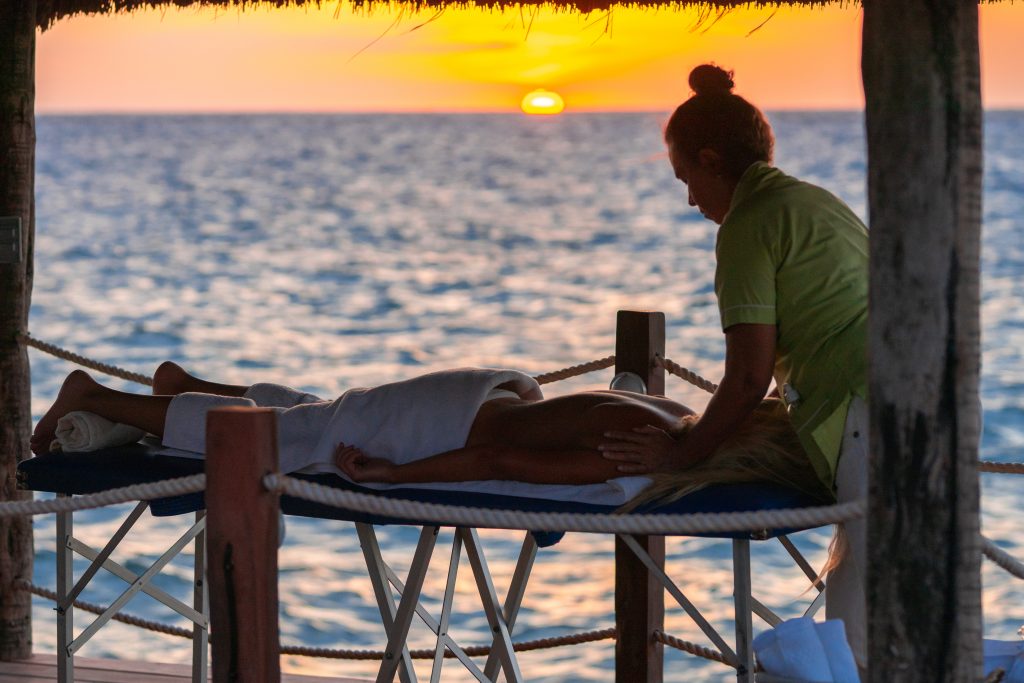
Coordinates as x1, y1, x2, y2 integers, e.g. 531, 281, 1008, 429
35, 107, 1024, 117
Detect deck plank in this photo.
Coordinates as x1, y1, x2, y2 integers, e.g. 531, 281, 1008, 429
0, 655, 369, 683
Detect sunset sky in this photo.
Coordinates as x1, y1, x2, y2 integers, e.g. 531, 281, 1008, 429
35, 3, 1024, 113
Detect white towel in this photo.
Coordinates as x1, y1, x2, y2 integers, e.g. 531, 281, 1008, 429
162, 394, 259, 453
52, 411, 146, 453
815, 620, 860, 683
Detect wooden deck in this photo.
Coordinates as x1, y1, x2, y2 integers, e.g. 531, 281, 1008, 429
0, 655, 369, 683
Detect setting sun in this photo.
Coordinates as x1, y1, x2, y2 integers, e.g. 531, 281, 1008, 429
520, 89, 565, 115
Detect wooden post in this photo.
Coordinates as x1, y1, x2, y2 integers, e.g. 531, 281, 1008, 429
614, 310, 665, 683
206, 408, 281, 683
863, 2, 983, 680
0, 0, 36, 662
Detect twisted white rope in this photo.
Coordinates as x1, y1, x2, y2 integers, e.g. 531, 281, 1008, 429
981, 535, 1024, 580
0, 475, 205, 518
654, 629, 736, 668
17, 578, 614, 659
20, 333, 154, 386
17, 580, 196, 638
266, 473, 864, 535
283, 627, 617, 660
533, 356, 615, 385
657, 355, 718, 394
18, 331, 1024, 478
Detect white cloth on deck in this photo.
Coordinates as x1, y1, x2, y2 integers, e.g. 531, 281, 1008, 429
752, 617, 860, 683
52, 411, 146, 453
160, 368, 652, 506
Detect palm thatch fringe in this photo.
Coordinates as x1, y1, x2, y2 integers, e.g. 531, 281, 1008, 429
36, 0, 852, 30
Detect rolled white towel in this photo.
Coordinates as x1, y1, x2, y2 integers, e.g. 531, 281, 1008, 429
52, 411, 146, 453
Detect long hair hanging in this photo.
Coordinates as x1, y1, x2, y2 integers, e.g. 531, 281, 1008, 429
622, 397, 832, 511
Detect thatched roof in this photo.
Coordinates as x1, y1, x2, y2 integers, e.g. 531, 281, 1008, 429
36, 0, 844, 29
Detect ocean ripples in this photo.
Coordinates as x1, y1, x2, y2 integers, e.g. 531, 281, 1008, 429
27, 112, 1024, 680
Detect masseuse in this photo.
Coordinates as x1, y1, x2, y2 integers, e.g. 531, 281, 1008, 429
600, 64, 869, 668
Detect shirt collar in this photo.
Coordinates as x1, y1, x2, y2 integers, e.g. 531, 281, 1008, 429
727, 161, 779, 216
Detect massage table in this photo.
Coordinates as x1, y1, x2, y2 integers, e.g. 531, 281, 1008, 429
18, 443, 828, 683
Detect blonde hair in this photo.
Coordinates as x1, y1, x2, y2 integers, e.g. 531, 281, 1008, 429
623, 398, 832, 511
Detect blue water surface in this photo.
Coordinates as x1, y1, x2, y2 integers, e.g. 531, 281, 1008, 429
26, 112, 1024, 681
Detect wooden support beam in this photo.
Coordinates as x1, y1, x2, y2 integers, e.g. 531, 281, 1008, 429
862, 1, 983, 680
614, 310, 665, 683
0, 0, 36, 662
206, 408, 281, 683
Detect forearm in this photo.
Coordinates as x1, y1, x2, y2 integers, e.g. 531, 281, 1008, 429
677, 321, 776, 464
381, 445, 500, 484
386, 443, 619, 485
679, 370, 768, 465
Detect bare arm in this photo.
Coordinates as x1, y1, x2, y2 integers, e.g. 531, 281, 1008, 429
601, 323, 776, 473
336, 441, 623, 486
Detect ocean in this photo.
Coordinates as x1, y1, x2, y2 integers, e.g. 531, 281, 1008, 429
26, 112, 1024, 681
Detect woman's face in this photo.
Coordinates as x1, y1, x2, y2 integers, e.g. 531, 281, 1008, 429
668, 146, 734, 225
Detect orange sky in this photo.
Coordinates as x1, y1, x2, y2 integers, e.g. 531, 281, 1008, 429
35, 3, 1024, 113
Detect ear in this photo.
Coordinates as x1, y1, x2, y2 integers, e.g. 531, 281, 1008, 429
697, 148, 725, 176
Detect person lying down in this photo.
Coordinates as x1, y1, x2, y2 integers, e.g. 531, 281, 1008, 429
30, 362, 830, 508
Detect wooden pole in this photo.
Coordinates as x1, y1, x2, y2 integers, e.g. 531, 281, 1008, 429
206, 408, 281, 683
862, 1, 983, 680
614, 310, 665, 683
0, 0, 36, 662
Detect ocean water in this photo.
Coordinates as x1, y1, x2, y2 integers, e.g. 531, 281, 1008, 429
25, 112, 1023, 681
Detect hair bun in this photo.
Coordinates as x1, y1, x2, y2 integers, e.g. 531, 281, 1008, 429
689, 64, 735, 96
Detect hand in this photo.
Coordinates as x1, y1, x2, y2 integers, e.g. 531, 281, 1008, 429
599, 425, 681, 474
334, 442, 395, 483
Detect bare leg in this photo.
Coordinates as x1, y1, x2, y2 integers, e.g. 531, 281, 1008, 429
152, 361, 249, 398
31, 370, 173, 455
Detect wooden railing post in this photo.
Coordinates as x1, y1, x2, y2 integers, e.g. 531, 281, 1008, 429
863, 2, 983, 678
614, 310, 666, 683
206, 407, 281, 683
0, 0, 36, 663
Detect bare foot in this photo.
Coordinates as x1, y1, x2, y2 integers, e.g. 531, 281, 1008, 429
30, 370, 101, 455
152, 361, 191, 395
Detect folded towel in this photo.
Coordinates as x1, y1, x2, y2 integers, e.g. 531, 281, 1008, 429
754, 617, 860, 683
753, 617, 833, 683
52, 411, 146, 453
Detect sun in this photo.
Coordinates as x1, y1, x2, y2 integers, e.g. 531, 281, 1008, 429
520, 89, 565, 115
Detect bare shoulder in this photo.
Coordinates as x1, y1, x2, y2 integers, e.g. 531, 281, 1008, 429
584, 392, 694, 433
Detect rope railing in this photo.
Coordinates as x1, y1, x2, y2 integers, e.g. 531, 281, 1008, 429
654, 629, 737, 668
533, 355, 615, 384
657, 354, 719, 394
0, 474, 206, 518
19, 333, 155, 386
981, 536, 1024, 580
282, 627, 618, 661
21, 331, 619, 388
15, 579, 615, 660
17, 579, 196, 638
979, 461, 1024, 475
265, 472, 866, 535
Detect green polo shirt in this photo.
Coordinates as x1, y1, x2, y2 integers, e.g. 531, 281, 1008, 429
714, 162, 868, 490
